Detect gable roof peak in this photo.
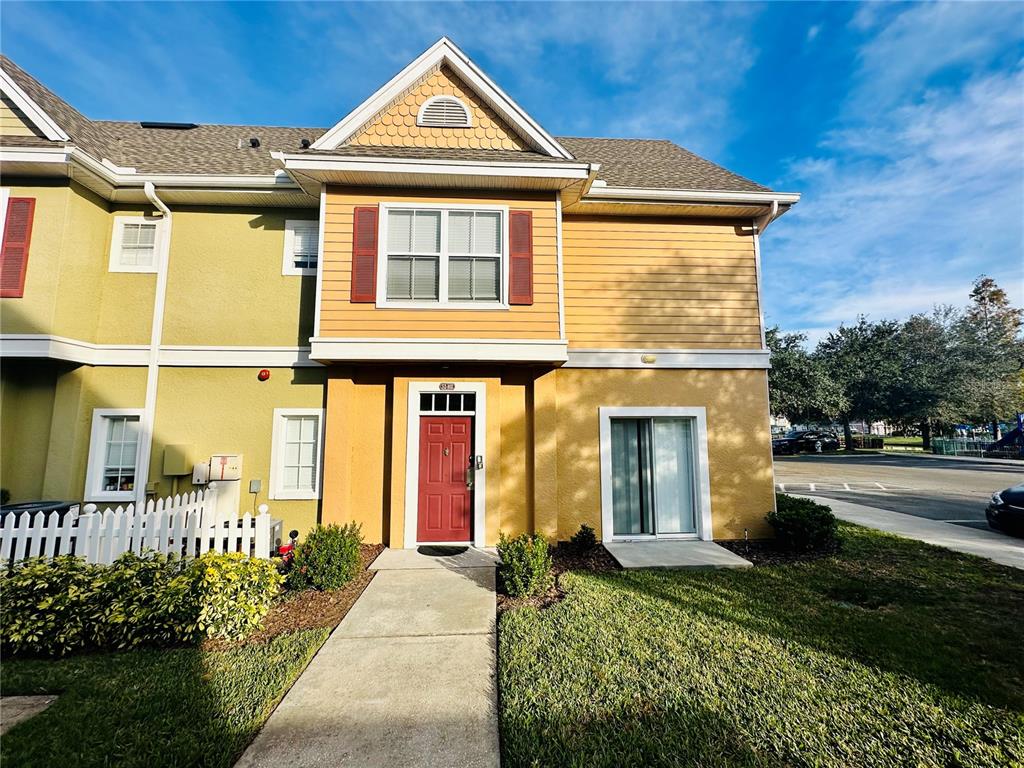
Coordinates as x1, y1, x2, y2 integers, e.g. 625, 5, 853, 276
310, 37, 573, 160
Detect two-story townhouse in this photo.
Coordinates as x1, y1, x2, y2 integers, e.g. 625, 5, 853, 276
0, 39, 798, 548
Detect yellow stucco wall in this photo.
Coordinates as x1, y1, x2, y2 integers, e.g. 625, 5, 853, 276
0, 361, 61, 501
151, 366, 326, 535
160, 208, 317, 346
322, 365, 774, 546
551, 367, 775, 539
350, 65, 527, 151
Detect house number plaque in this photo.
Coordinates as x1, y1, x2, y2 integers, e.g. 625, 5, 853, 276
439, 383, 456, 390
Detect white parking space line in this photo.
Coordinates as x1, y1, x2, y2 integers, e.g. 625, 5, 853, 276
776, 482, 916, 493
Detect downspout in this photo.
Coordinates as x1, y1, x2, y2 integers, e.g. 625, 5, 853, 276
134, 181, 172, 508
753, 200, 780, 516
555, 191, 566, 341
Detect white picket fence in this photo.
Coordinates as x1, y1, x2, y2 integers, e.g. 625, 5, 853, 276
0, 484, 277, 567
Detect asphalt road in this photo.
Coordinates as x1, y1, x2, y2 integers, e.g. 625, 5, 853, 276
773, 453, 1024, 533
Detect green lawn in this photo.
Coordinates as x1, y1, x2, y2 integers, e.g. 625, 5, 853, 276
499, 525, 1024, 768
1, 628, 329, 768
883, 435, 924, 449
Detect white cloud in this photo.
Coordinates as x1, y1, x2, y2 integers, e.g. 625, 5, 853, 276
806, 24, 822, 43
765, 2, 1024, 337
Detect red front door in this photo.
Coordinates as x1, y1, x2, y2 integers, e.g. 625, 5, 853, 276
417, 416, 473, 542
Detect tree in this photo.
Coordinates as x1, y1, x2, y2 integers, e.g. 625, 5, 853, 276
765, 327, 846, 424
815, 318, 902, 450
955, 276, 1024, 437
890, 308, 963, 449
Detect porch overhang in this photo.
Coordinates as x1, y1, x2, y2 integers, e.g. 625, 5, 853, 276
309, 337, 568, 364
274, 153, 593, 195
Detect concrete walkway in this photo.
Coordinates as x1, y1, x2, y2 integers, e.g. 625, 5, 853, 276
801, 494, 1024, 571
236, 547, 499, 768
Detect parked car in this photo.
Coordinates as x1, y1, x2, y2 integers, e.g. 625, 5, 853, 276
0, 500, 78, 522
986, 483, 1024, 535
772, 430, 841, 455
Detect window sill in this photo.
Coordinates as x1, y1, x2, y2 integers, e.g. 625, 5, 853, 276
282, 267, 317, 277
108, 265, 158, 275
269, 491, 320, 501
374, 300, 509, 310
85, 490, 136, 504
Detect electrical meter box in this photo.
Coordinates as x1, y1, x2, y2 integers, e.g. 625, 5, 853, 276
163, 444, 194, 476
209, 454, 243, 481
192, 461, 210, 485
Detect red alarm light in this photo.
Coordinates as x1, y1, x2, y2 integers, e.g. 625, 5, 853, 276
258, 369, 271, 381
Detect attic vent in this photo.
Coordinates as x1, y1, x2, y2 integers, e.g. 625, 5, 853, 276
139, 122, 198, 130
417, 96, 472, 128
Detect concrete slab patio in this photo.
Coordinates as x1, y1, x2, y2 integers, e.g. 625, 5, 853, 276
235, 547, 499, 768
605, 540, 752, 570
0, 695, 57, 736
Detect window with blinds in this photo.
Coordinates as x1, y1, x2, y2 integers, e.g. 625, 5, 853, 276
271, 409, 323, 500
109, 218, 161, 273
85, 409, 144, 502
283, 219, 319, 275
383, 207, 503, 304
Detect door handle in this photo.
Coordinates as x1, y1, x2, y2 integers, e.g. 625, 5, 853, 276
466, 458, 474, 491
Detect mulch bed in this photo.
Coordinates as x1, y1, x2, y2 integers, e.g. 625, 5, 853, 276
203, 543, 385, 650
717, 538, 840, 566
497, 543, 621, 612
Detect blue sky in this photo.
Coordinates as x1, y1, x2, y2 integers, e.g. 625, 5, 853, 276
4, 1, 1022, 343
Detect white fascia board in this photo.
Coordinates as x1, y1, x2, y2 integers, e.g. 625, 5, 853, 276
0, 146, 72, 164
310, 337, 568, 363
0, 335, 148, 365
280, 153, 590, 180
157, 346, 320, 367
68, 148, 301, 190
0, 68, 71, 141
565, 348, 771, 369
310, 37, 573, 159
584, 186, 801, 205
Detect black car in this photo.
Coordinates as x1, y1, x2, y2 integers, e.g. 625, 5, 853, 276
986, 483, 1024, 535
772, 430, 841, 455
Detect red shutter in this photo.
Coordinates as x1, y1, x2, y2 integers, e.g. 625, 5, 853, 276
0, 197, 35, 298
350, 205, 379, 303
508, 210, 533, 305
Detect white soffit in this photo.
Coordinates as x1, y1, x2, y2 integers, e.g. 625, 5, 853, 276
310, 37, 574, 160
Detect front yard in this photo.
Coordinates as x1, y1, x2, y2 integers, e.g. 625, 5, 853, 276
499, 524, 1024, 767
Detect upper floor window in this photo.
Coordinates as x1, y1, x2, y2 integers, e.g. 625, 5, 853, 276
416, 96, 472, 128
380, 205, 505, 307
282, 219, 319, 276
85, 408, 142, 502
109, 216, 163, 273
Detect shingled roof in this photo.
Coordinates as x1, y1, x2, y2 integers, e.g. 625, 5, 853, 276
1, 54, 772, 193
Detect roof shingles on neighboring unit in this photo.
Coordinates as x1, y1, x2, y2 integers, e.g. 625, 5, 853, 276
1, 53, 772, 193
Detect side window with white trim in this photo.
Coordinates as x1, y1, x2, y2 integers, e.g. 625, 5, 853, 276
109, 216, 162, 273
270, 408, 323, 499
282, 219, 319, 276
85, 409, 143, 502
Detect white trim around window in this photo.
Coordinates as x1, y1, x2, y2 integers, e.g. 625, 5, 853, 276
282, 219, 319, 276
85, 408, 145, 503
598, 406, 714, 543
108, 215, 165, 273
376, 202, 510, 309
269, 408, 325, 500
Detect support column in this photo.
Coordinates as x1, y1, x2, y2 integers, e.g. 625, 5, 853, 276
532, 369, 559, 540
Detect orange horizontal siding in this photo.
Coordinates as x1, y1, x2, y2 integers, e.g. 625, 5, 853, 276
319, 187, 561, 341
562, 215, 762, 350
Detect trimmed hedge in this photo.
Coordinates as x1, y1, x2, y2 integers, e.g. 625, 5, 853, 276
1, 551, 282, 657
498, 532, 553, 598
287, 523, 363, 591
767, 493, 839, 551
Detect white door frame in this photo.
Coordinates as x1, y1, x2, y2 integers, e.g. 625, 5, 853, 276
598, 406, 714, 543
404, 381, 487, 548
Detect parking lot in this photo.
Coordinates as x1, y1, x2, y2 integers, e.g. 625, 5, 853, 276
774, 453, 1024, 533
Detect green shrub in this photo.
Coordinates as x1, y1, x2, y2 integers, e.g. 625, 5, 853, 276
1, 551, 283, 656
568, 524, 598, 553
0, 556, 102, 656
767, 493, 839, 551
498, 532, 553, 598
288, 523, 363, 591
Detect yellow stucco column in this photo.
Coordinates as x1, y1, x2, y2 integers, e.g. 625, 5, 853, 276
532, 369, 558, 540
